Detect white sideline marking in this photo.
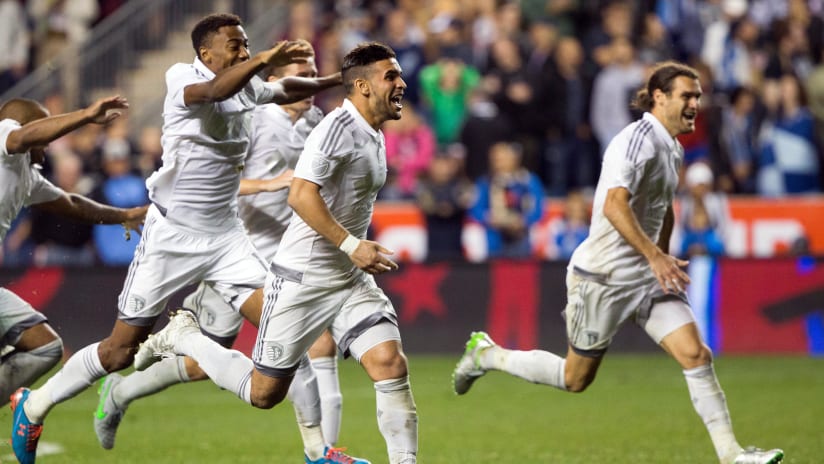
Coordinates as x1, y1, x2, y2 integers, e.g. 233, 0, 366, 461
2, 440, 65, 460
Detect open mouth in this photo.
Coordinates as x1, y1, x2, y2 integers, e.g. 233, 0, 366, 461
390, 94, 404, 110
683, 112, 696, 123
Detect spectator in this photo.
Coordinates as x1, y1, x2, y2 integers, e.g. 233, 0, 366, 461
482, 36, 542, 171
459, 88, 513, 181
719, 86, 760, 193
469, 142, 544, 258
589, 37, 645, 151
547, 190, 590, 260
537, 36, 599, 194
382, 103, 436, 200
92, 140, 148, 265
0, 0, 30, 94
382, 9, 426, 106
678, 163, 729, 258
757, 73, 821, 195
419, 52, 481, 146
136, 125, 163, 179
637, 12, 674, 66
416, 153, 475, 261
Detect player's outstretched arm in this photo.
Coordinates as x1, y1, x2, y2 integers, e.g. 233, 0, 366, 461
184, 40, 314, 106
269, 72, 342, 105
34, 196, 148, 239
4, 96, 128, 154
603, 186, 689, 293
238, 169, 294, 195
288, 178, 397, 274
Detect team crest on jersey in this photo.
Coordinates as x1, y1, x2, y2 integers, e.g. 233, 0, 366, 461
312, 157, 330, 176
127, 295, 146, 313
267, 342, 284, 362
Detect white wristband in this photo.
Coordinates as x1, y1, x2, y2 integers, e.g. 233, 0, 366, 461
338, 234, 359, 256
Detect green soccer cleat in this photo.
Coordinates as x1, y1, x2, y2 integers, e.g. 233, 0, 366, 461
733, 447, 784, 464
452, 331, 495, 395
94, 374, 127, 449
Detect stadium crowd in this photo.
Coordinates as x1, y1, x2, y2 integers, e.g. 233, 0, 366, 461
2, 0, 823, 265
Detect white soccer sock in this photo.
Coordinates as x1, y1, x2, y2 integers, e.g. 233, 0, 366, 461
25, 342, 107, 423
287, 354, 324, 459
375, 377, 418, 464
311, 356, 342, 446
684, 364, 742, 463
177, 333, 253, 403
113, 356, 190, 407
479, 346, 568, 391
0, 338, 63, 407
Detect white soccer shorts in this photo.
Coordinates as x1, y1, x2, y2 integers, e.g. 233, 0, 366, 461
252, 270, 399, 377
117, 205, 268, 326
0, 288, 48, 348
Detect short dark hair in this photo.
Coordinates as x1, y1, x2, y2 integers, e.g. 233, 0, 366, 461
191, 13, 242, 58
341, 42, 396, 94
0, 98, 48, 125
632, 61, 699, 111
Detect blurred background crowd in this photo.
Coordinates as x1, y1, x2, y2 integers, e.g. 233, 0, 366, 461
1, 0, 822, 266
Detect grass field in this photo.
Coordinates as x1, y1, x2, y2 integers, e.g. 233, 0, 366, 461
1, 354, 822, 463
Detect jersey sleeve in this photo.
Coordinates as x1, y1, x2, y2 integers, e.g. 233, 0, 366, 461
293, 113, 354, 187
166, 63, 207, 109
600, 125, 655, 195
0, 119, 22, 157
249, 75, 285, 105
26, 168, 63, 206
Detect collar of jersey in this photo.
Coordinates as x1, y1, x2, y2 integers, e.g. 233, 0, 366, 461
342, 99, 379, 139
642, 112, 680, 155
192, 57, 216, 80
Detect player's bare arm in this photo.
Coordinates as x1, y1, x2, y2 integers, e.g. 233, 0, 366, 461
603, 186, 689, 293
238, 169, 294, 195
34, 196, 148, 239
271, 72, 342, 105
3, 96, 128, 154
183, 40, 313, 106
288, 177, 398, 274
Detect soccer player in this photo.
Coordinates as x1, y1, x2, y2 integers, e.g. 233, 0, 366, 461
0, 95, 144, 407
452, 62, 784, 464
93, 42, 352, 460
9, 13, 343, 464
135, 42, 418, 464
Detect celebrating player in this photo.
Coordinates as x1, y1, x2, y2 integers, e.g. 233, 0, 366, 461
134, 42, 418, 464
452, 61, 784, 464
0, 95, 145, 408
92, 41, 354, 461
9, 13, 345, 464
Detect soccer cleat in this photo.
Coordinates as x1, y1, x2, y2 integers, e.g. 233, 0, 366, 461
452, 331, 495, 395
94, 374, 127, 449
304, 446, 372, 464
133, 309, 200, 371
732, 447, 784, 464
10, 388, 42, 464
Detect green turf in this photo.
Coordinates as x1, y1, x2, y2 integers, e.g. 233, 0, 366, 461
1, 355, 821, 463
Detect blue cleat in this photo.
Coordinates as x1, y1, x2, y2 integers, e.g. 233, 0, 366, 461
304, 446, 372, 464
10, 388, 42, 464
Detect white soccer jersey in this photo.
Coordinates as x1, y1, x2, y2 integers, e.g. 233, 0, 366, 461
0, 119, 62, 243
569, 112, 683, 285
239, 104, 323, 260
145, 57, 280, 234
273, 99, 387, 288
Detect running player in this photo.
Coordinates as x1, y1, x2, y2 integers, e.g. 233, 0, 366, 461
9, 13, 344, 464
134, 42, 418, 464
452, 61, 783, 464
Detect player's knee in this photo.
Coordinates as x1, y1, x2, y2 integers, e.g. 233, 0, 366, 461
250, 388, 287, 409
565, 371, 596, 393
678, 343, 713, 369
97, 343, 136, 372
369, 350, 409, 379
